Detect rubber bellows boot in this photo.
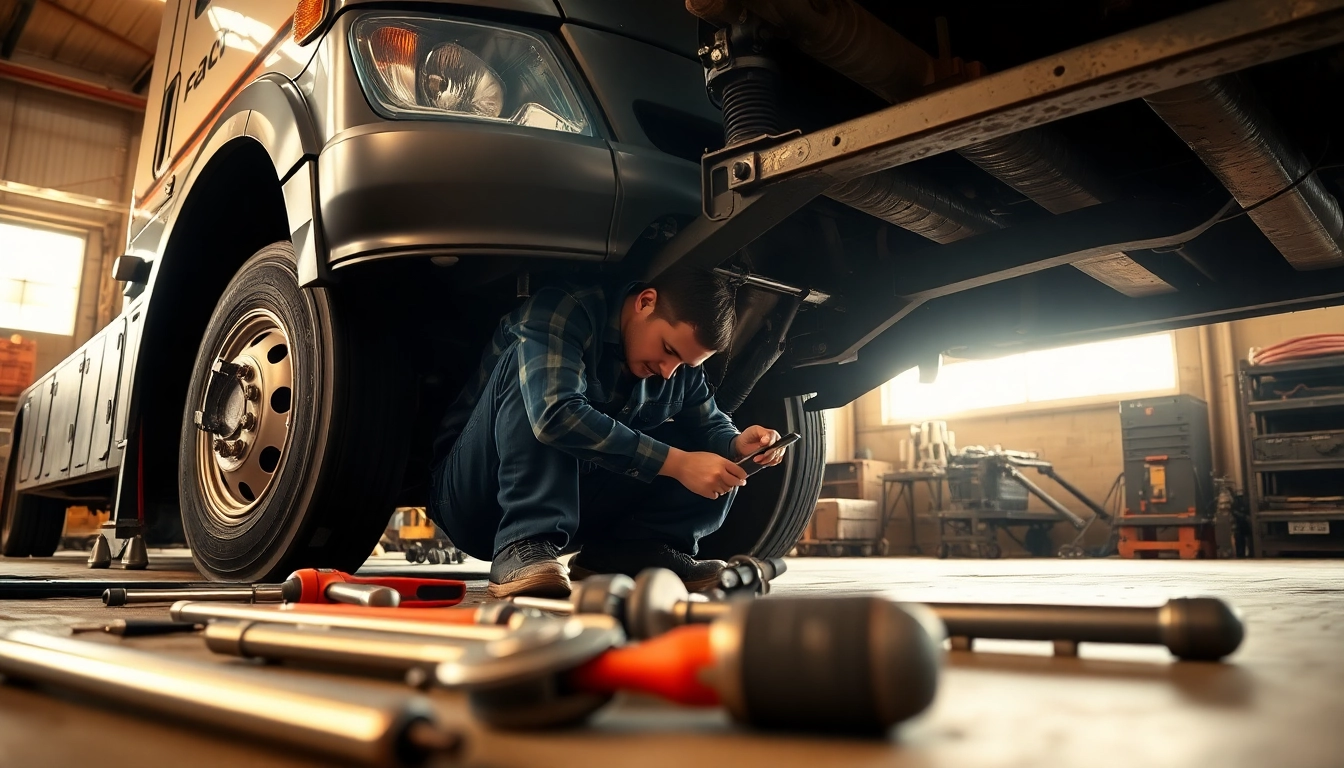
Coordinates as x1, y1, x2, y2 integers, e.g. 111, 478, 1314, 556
119, 535, 149, 570
87, 535, 112, 569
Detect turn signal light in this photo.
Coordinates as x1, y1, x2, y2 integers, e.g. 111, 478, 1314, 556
293, 0, 330, 45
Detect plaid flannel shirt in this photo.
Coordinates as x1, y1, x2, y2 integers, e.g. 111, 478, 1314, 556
434, 281, 740, 481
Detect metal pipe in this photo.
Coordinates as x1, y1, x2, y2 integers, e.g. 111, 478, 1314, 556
1003, 464, 1087, 529
0, 630, 461, 767
104, 585, 286, 606
1146, 75, 1344, 271
1032, 464, 1113, 523
206, 617, 624, 692
205, 620, 471, 672
170, 602, 512, 642
1214, 321, 1246, 489
1198, 324, 1227, 477
926, 597, 1244, 660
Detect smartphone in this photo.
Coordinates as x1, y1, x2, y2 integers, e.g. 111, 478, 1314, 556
737, 432, 802, 475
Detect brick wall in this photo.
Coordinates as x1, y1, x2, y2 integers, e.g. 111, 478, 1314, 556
855, 395, 1124, 555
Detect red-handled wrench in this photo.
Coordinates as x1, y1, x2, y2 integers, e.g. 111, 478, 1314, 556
283, 569, 467, 607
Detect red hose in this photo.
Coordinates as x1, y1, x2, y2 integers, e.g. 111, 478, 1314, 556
1249, 334, 1344, 365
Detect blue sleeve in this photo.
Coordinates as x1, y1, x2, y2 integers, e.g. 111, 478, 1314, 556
515, 288, 670, 481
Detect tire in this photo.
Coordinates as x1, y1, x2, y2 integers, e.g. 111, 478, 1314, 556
1, 437, 66, 557
698, 394, 825, 560
178, 242, 415, 582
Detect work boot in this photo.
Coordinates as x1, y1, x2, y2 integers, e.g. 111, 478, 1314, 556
569, 542, 726, 592
487, 539, 571, 599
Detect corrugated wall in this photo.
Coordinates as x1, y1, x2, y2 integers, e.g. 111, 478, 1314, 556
0, 81, 136, 201
0, 79, 137, 375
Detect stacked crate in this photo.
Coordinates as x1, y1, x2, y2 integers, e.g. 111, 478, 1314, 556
1238, 354, 1344, 556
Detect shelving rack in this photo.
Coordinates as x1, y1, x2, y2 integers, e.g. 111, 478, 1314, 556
1238, 354, 1344, 556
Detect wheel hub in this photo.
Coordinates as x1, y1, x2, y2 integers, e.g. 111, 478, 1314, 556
193, 310, 294, 521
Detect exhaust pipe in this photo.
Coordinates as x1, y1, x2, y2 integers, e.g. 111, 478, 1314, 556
687, 0, 1175, 296
1146, 76, 1344, 271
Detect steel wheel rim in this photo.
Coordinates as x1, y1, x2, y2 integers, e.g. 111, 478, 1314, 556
194, 309, 295, 524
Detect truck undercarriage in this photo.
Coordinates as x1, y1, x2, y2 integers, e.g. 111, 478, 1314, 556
5, 0, 1344, 579
656, 0, 1344, 411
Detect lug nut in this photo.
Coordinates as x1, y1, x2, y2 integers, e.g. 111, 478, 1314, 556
235, 363, 255, 382
239, 413, 257, 431
213, 438, 226, 454
245, 385, 260, 401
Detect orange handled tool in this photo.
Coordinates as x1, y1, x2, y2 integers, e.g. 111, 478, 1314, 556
266, 602, 516, 625
567, 624, 719, 706
468, 596, 946, 734
284, 569, 466, 607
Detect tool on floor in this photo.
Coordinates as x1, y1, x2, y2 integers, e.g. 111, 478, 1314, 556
170, 602, 517, 642
512, 569, 736, 640
459, 596, 945, 732
716, 555, 786, 593
106, 569, 466, 607
105, 581, 400, 608
206, 601, 532, 627
70, 619, 205, 637
204, 614, 622, 690
105, 584, 287, 606
190, 595, 943, 734
928, 597, 1244, 660
0, 630, 462, 767
0, 579, 220, 600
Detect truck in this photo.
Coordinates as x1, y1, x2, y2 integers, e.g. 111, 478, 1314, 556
2, 0, 1342, 581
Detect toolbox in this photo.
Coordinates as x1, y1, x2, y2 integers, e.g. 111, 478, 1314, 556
1120, 395, 1214, 518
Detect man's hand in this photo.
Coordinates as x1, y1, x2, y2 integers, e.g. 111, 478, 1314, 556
660, 447, 748, 499
733, 425, 788, 467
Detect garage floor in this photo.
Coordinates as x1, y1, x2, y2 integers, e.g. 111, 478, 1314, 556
1, 552, 1341, 767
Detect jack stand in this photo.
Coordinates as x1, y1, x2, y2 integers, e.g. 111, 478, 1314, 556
118, 535, 149, 570
87, 535, 112, 569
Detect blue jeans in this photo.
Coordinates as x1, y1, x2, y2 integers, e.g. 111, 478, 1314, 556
428, 343, 735, 561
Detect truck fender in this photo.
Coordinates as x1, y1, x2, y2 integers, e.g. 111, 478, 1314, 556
166, 73, 329, 287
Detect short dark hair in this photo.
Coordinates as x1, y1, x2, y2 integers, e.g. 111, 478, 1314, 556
649, 268, 735, 351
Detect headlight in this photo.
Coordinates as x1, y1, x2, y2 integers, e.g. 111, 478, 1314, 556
351, 15, 592, 136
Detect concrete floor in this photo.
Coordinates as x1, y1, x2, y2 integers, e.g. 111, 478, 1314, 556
0, 551, 1341, 767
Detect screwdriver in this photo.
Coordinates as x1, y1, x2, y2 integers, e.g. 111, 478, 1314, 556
104, 569, 466, 608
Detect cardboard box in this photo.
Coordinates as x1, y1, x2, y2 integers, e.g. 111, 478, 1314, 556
808, 498, 880, 541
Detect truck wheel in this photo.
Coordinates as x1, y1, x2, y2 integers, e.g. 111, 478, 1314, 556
178, 242, 414, 582
2, 444, 67, 557
697, 393, 825, 560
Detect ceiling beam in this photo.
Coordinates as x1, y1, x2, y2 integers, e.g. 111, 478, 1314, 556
38, 0, 155, 61
0, 58, 147, 111
2, 0, 38, 59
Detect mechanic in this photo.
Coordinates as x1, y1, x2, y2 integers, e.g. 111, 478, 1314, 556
428, 269, 791, 599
